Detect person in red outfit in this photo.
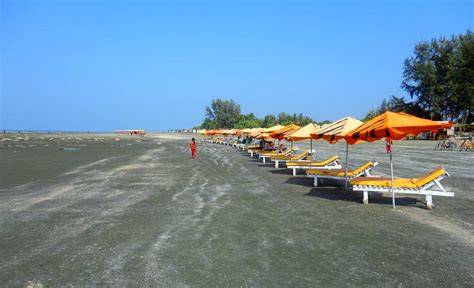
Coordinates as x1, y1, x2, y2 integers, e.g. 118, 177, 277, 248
190, 138, 197, 159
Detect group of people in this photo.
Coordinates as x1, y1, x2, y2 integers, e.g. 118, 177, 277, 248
189, 136, 286, 160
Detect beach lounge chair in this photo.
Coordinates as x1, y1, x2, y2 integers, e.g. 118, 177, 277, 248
243, 145, 259, 150
306, 161, 378, 187
286, 155, 341, 176
259, 148, 295, 163
247, 147, 266, 157
351, 166, 453, 209
247, 147, 279, 157
270, 150, 310, 168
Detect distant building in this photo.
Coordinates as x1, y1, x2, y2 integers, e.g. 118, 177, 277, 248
115, 129, 146, 136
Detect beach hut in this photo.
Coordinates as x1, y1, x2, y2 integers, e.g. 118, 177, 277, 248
345, 111, 453, 208
310, 117, 364, 188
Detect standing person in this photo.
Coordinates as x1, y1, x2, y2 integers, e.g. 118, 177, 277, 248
190, 138, 197, 159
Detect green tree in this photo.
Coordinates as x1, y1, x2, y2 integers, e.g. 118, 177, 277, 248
294, 113, 313, 126
234, 113, 262, 129
277, 112, 293, 125
454, 31, 474, 123
316, 120, 332, 126
202, 99, 241, 129
362, 108, 380, 122
402, 41, 439, 119
262, 114, 278, 127
362, 95, 428, 121
201, 118, 217, 129
402, 30, 473, 122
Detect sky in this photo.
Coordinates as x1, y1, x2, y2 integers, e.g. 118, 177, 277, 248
1, 0, 472, 131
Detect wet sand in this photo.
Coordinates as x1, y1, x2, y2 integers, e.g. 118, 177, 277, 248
0, 133, 473, 286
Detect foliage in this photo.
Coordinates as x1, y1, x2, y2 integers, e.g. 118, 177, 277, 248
261, 114, 278, 128
234, 113, 262, 129
362, 95, 429, 121
316, 120, 332, 126
401, 30, 473, 122
200, 99, 315, 129
201, 99, 241, 129
276, 113, 313, 126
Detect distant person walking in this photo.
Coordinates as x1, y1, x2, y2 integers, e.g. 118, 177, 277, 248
190, 138, 197, 159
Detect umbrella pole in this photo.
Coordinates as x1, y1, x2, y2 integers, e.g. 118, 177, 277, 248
310, 139, 313, 154
390, 149, 396, 208
345, 142, 349, 189
291, 140, 293, 150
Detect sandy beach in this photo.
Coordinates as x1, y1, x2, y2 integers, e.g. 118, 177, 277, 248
0, 133, 473, 286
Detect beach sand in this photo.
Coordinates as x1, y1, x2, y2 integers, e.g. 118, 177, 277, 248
0, 133, 473, 286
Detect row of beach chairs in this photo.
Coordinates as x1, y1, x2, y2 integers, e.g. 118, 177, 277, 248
205, 138, 454, 209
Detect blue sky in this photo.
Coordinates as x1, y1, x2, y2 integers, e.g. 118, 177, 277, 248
1, 0, 472, 131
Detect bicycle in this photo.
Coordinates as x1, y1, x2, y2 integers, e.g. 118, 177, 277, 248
459, 139, 473, 152
434, 139, 458, 151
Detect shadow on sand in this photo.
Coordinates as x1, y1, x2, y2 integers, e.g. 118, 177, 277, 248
269, 168, 293, 175
282, 177, 423, 208
283, 176, 313, 186
304, 187, 421, 208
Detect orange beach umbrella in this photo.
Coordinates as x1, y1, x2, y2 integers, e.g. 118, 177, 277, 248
270, 124, 301, 140
285, 123, 321, 154
260, 124, 285, 133
286, 123, 321, 141
345, 111, 452, 144
311, 117, 363, 144
256, 133, 273, 140
345, 111, 453, 208
269, 124, 301, 149
310, 117, 364, 188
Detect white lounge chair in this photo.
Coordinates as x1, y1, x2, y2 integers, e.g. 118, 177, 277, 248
306, 161, 378, 187
270, 150, 311, 168
351, 166, 453, 209
286, 155, 341, 176
259, 148, 295, 163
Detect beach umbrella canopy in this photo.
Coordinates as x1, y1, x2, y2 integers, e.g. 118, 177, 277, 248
345, 111, 453, 208
256, 133, 273, 140
286, 123, 321, 141
345, 112, 452, 144
242, 128, 259, 134
311, 117, 363, 143
284, 122, 321, 156
229, 129, 242, 135
203, 130, 216, 135
248, 129, 264, 138
270, 124, 301, 140
310, 117, 364, 188
260, 124, 285, 133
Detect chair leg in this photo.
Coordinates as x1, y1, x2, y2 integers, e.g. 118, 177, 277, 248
262, 157, 266, 163
426, 195, 433, 210
293, 168, 296, 176
275, 161, 279, 168
363, 191, 369, 205
313, 177, 318, 187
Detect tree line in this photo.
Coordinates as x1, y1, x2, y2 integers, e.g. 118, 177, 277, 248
200, 99, 321, 129
365, 30, 473, 123
200, 31, 473, 127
